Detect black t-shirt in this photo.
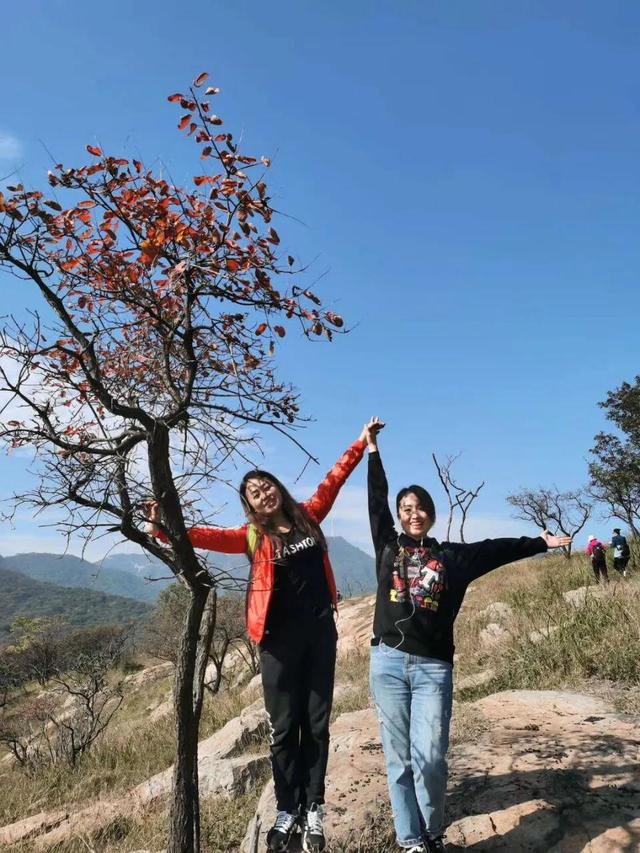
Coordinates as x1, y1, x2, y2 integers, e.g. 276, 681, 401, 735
264, 526, 331, 634
368, 451, 547, 664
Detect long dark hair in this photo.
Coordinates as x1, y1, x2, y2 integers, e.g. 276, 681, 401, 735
239, 469, 326, 553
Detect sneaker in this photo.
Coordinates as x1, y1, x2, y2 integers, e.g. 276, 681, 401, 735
425, 837, 447, 853
302, 803, 326, 852
405, 846, 427, 853
266, 811, 298, 852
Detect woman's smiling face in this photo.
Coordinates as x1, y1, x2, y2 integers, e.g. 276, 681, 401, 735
397, 492, 433, 540
243, 477, 283, 518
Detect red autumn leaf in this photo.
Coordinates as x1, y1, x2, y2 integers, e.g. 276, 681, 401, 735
178, 114, 191, 131
268, 227, 280, 245
326, 311, 344, 328
193, 71, 209, 87
261, 156, 271, 167
200, 146, 212, 159
208, 115, 223, 126
60, 258, 81, 271
205, 86, 220, 96
77, 200, 97, 209
226, 259, 239, 272
133, 159, 142, 173
86, 145, 102, 157
287, 255, 294, 266
167, 93, 184, 103
255, 323, 267, 336
274, 325, 285, 338
44, 200, 62, 211
78, 296, 87, 309
214, 134, 227, 143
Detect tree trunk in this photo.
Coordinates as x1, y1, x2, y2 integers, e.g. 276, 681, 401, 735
167, 585, 210, 853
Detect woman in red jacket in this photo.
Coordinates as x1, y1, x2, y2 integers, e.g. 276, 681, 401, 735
149, 424, 373, 853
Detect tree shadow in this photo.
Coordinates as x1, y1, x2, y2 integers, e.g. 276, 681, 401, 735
444, 731, 640, 851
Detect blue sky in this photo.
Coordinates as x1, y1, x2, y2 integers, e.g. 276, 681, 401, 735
1, 1, 639, 558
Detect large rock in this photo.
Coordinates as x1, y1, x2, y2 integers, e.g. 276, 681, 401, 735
240, 708, 388, 852
0, 699, 270, 850
241, 689, 640, 852
335, 597, 375, 657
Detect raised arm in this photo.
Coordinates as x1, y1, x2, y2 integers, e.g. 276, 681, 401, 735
301, 434, 367, 524
365, 421, 395, 555
146, 502, 247, 554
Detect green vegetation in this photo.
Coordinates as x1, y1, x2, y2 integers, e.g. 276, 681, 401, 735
0, 567, 150, 642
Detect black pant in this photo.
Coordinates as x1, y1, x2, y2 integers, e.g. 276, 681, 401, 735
613, 557, 629, 575
592, 559, 609, 584
259, 612, 337, 812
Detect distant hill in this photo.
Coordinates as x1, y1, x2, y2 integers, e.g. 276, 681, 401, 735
0, 553, 167, 603
0, 566, 150, 643
0, 536, 376, 605
105, 536, 376, 596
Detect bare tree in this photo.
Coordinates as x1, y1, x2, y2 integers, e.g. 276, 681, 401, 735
0, 71, 344, 852
0, 630, 127, 770
506, 486, 591, 558
432, 453, 485, 542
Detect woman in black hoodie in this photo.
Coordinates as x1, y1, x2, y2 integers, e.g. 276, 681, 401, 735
364, 419, 570, 853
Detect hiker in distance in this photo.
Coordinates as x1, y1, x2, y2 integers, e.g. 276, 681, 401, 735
586, 535, 609, 584
611, 528, 631, 577
364, 418, 571, 853
148, 420, 376, 853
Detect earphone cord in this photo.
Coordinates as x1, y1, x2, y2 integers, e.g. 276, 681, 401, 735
381, 536, 423, 655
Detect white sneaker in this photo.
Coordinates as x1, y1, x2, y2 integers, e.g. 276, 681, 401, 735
266, 811, 298, 851
302, 803, 325, 852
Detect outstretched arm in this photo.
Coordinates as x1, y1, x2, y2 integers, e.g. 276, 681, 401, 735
146, 502, 247, 554
454, 529, 572, 581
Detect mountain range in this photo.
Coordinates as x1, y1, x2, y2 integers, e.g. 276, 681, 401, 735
0, 537, 375, 602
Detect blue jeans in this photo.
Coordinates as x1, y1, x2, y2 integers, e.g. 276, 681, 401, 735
370, 643, 453, 847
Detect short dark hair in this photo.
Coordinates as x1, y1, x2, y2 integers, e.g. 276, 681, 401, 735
613, 528, 621, 534
395, 485, 436, 523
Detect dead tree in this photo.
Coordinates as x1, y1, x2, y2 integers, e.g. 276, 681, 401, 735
432, 453, 485, 542
506, 486, 591, 558
0, 71, 344, 853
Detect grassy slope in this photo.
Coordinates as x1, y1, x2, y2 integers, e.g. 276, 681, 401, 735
1, 552, 639, 851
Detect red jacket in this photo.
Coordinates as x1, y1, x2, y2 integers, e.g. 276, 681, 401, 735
158, 438, 366, 643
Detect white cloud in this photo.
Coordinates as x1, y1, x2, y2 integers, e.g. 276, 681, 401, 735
0, 132, 22, 162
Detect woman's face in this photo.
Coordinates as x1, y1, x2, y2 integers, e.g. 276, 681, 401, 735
397, 492, 433, 540
243, 477, 283, 518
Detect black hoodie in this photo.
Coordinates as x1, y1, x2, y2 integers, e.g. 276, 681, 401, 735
368, 451, 547, 664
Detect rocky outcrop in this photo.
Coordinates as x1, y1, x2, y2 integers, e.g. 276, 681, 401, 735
241, 690, 640, 852
0, 700, 270, 850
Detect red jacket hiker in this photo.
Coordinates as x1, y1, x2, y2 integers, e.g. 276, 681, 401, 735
154, 438, 366, 643
586, 537, 607, 562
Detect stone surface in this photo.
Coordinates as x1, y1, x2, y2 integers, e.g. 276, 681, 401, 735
478, 601, 513, 622
241, 689, 640, 852
563, 585, 610, 607
335, 597, 375, 658
479, 622, 511, 647
455, 669, 496, 692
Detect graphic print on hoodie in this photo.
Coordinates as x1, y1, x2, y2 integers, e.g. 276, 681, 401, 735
390, 546, 445, 611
